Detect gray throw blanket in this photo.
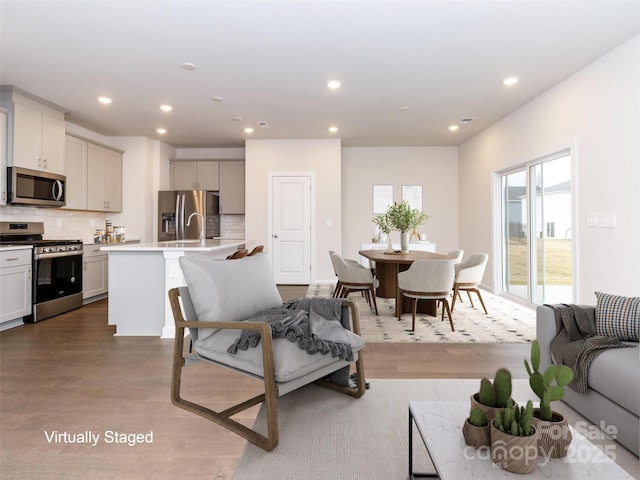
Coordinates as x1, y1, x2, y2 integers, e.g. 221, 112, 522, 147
227, 297, 355, 361
548, 304, 633, 394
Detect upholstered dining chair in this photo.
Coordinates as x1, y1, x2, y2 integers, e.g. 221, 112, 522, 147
329, 250, 369, 298
451, 253, 489, 314
397, 259, 456, 331
170, 253, 366, 451
447, 249, 464, 264
330, 251, 379, 315
447, 249, 464, 302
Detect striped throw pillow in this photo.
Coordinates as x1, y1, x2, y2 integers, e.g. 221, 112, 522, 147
595, 292, 640, 342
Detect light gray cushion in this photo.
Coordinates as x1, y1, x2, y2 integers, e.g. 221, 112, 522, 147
587, 342, 640, 416
194, 328, 363, 383
179, 253, 283, 340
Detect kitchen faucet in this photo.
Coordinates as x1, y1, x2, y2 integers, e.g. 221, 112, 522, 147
186, 212, 205, 243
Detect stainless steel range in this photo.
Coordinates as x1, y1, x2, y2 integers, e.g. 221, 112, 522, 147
0, 221, 83, 322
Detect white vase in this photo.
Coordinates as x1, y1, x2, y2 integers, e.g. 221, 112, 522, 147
400, 231, 409, 252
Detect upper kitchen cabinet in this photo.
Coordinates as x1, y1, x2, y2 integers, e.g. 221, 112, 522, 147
0, 107, 7, 205
87, 142, 123, 212
0, 86, 67, 175
63, 135, 88, 210
219, 161, 245, 214
171, 160, 219, 190
64, 134, 123, 212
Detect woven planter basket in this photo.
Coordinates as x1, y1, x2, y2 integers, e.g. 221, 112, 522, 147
532, 409, 572, 458
490, 422, 539, 474
462, 419, 491, 448
469, 393, 514, 423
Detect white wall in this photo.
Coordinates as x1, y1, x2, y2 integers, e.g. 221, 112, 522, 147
245, 139, 342, 281
107, 137, 176, 243
458, 34, 640, 302
341, 147, 459, 262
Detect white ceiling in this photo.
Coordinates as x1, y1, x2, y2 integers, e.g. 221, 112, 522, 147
1, 1, 639, 148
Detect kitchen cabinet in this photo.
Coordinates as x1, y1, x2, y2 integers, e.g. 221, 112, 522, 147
63, 135, 88, 210
171, 160, 219, 190
83, 244, 108, 302
219, 161, 245, 214
87, 142, 123, 212
0, 88, 67, 174
0, 248, 32, 325
0, 108, 6, 205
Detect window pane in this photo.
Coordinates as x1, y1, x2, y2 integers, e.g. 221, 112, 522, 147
531, 156, 572, 304
503, 170, 528, 300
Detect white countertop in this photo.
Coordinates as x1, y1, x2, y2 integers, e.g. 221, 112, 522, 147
0, 245, 33, 252
100, 238, 245, 252
84, 238, 141, 246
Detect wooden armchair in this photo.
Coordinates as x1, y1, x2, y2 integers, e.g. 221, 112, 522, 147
170, 253, 366, 451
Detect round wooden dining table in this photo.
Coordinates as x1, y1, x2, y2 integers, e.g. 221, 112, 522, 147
358, 249, 454, 318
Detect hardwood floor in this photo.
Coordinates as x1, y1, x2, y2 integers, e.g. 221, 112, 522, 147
0, 286, 528, 480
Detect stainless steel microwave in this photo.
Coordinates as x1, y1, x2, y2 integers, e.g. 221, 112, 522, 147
7, 167, 66, 207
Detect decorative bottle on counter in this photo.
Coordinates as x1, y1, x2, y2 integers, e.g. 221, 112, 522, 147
105, 220, 112, 243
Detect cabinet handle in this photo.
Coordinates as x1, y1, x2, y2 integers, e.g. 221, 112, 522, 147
4, 257, 20, 261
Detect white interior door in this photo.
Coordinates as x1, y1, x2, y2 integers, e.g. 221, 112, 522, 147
271, 175, 311, 284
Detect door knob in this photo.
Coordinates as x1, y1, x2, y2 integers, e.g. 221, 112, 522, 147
273, 234, 278, 238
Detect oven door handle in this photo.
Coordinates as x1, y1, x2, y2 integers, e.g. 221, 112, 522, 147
34, 251, 83, 260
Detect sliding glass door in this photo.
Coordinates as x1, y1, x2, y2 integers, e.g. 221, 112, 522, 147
500, 152, 573, 304
502, 170, 528, 300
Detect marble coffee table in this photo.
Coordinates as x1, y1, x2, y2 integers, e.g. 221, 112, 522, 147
409, 400, 634, 479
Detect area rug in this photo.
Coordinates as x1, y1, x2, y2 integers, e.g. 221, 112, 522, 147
232, 380, 639, 480
306, 284, 536, 344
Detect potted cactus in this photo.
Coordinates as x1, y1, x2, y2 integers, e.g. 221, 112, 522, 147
490, 399, 539, 474
469, 368, 513, 421
462, 407, 490, 448
524, 339, 574, 457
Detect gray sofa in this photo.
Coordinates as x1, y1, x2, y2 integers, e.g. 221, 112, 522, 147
537, 305, 639, 456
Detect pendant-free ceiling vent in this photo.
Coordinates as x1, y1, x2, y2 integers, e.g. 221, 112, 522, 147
460, 118, 474, 124
257, 121, 270, 128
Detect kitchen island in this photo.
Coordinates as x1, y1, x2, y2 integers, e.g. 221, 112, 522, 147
101, 239, 244, 337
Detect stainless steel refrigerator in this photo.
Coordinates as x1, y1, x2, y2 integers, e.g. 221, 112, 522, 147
158, 190, 220, 241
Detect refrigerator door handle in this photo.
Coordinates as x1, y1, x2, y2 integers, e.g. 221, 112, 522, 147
176, 194, 184, 240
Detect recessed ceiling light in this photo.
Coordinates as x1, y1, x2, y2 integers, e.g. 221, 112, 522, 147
328, 126, 339, 133
327, 80, 342, 89
503, 76, 520, 86
97, 96, 112, 104
156, 128, 167, 134
448, 125, 459, 131
182, 62, 197, 71
244, 127, 254, 134
211, 96, 223, 103
399, 106, 410, 111
159, 104, 173, 112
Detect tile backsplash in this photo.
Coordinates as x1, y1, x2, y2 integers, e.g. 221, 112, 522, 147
0, 205, 110, 243
221, 215, 245, 237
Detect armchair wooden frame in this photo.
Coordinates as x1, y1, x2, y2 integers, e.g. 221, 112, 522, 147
169, 288, 366, 451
